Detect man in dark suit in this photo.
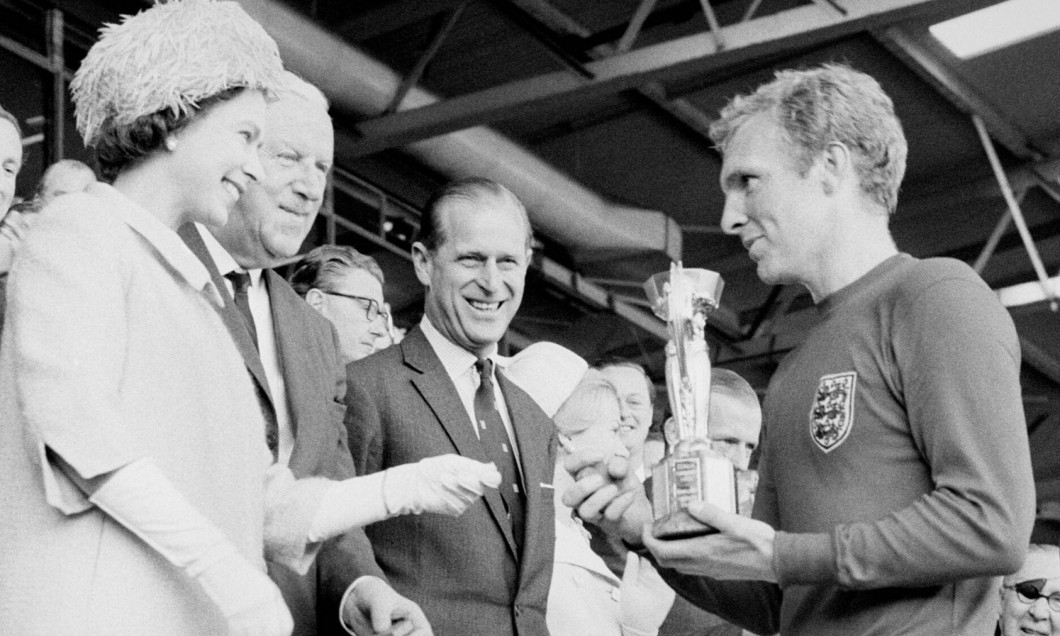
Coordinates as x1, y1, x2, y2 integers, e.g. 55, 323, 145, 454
345, 178, 556, 636
181, 72, 429, 636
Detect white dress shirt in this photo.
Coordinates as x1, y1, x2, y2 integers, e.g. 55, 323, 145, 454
196, 224, 296, 465
420, 316, 524, 479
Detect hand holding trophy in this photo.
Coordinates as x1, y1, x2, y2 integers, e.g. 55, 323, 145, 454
645, 262, 737, 539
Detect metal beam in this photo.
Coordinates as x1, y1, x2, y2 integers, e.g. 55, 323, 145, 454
696, 0, 725, 50
875, 26, 1040, 160
972, 199, 1018, 275
352, 0, 952, 154
1021, 335, 1060, 388
336, 0, 463, 41
0, 32, 73, 81
973, 114, 1058, 310
898, 156, 1060, 217
46, 9, 65, 165
383, 3, 468, 115
503, 0, 719, 144
741, 0, 765, 23
615, 0, 659, 54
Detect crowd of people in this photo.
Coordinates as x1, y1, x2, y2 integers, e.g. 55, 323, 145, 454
0, 1, 1053, 635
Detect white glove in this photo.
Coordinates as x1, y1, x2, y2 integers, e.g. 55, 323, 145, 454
382, 454, 501, 516
85, 458, 292, 636
619, 552, 675, 636
195, 548, 293, 636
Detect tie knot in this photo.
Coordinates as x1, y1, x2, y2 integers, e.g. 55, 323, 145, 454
225, 270, 252, 294
475, 358, 494, 379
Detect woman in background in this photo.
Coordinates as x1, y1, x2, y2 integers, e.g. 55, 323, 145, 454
504, 345, 675, 636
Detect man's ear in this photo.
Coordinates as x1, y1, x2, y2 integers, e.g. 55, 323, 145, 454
411, 241, 433, 287
819, 141, 852, 196
304, 288, 326, 311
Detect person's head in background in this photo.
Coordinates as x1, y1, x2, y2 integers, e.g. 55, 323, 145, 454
289, 244, 389, 364
707, 369, 762, 472
36, 159, 96, 207
553, 369, 629, 483
999, 544, 1060, 636
0, 103, 23, 218
412, 177, 532, 358
594, 358, 654, 474
662, 369, 761, 472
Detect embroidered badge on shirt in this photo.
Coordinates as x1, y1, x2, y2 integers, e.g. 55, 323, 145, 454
809, 371, 857, 453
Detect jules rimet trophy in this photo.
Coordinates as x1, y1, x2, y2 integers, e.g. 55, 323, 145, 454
645, 262, 736, 538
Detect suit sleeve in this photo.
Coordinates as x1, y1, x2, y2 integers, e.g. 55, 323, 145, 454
324, 323, 357, 482
316, 344, 387, 613
653, 570, 781, 636
343, 366, 386, 477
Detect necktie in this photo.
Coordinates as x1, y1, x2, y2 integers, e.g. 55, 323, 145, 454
225, 270, 258, 349
474, 358, 525, 553
224, 270, 277, 457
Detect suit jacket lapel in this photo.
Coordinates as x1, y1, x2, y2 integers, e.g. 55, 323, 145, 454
403, 328, 519, 557
178, 224, 275, 408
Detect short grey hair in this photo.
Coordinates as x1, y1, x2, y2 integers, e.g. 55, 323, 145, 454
274, 71, 329, 111
709, 63, 907, 215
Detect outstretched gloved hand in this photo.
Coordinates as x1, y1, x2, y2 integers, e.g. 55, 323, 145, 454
383, 454, 501, 517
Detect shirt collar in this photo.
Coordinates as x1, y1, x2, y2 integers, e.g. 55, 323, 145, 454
194, 223, 263, 287
420, 314, 498, 381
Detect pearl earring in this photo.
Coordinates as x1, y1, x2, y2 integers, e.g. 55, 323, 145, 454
165, 137, 178, 152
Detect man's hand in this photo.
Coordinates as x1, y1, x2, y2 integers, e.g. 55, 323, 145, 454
341, 576, 432, 636
642, 501, 777, 582
561, 449, 651, 543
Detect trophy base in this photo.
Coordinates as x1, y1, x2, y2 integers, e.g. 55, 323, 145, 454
650, 444, 736, 540
652, 508, 719, 540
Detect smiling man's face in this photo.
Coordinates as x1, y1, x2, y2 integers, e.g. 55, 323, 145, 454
210, 93, 333, 269
413, 191, 531, 358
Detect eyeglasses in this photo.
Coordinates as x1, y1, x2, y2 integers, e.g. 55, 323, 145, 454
321, 291, 388, 323
1006, 579, 1060, 611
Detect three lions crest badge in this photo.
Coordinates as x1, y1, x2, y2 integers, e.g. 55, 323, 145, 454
809, 372, 856, 453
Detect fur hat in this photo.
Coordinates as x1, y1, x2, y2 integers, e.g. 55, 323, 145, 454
71, 0, 284, 148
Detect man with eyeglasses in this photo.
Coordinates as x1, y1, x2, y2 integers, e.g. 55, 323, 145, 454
289, 244, 391, 365
180, 72, 430, 635
999, 544, 1060, 636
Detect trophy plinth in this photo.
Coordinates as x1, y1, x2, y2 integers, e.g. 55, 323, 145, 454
645, 264, 737, 539
651, 439, 736, 538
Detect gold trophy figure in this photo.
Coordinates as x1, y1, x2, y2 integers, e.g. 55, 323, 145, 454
645, 262, 736, 539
